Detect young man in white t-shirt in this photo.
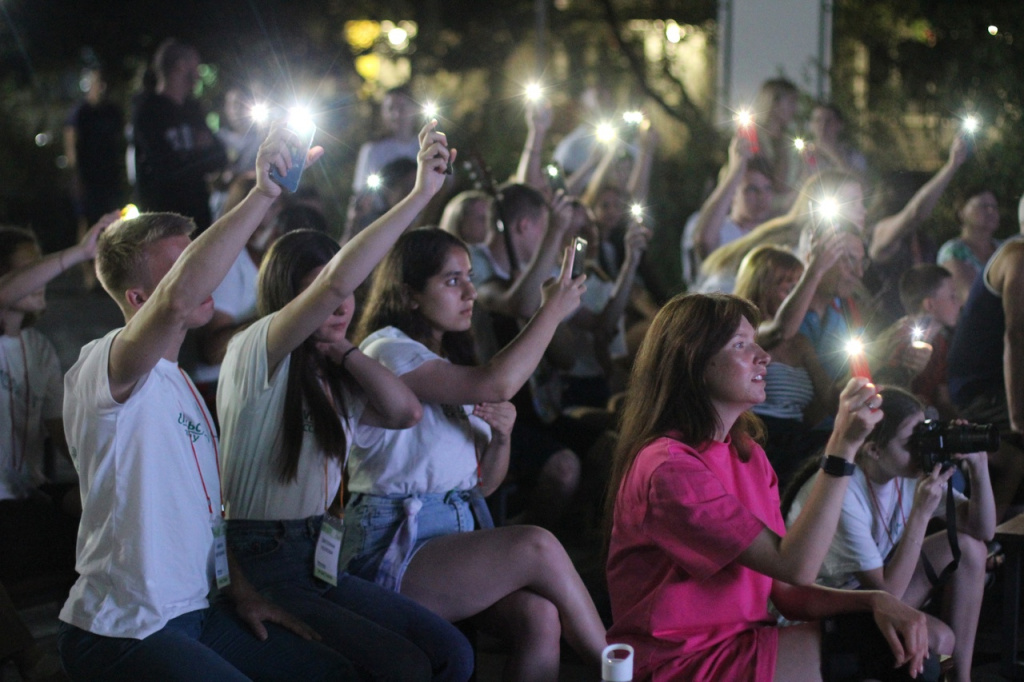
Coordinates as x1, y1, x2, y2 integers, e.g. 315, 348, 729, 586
58, 124, 356, 680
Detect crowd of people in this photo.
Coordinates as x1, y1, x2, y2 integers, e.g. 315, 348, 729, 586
1, 37, 1021, 682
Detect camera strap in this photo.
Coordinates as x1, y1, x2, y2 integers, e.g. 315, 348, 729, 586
920, 478, 960, 587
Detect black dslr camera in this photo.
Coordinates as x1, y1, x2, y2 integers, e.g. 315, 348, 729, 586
908, 420, 1000, 471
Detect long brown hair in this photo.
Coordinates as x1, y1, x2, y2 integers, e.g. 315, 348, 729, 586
605, 294, 765, 525
355, 227, 477, 365
256, 229, 351, 482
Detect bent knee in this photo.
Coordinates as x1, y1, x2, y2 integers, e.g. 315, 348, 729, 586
509, 524, 571, 567
540, 449, 581, 489
958, 534, 988, 573
506, 591, 562, 643
930, 618, 955, 657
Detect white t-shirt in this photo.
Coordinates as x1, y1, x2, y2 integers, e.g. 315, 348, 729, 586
191, 252, 260, 384
352, 327, 490, 496
218, 313, 365, 520
680, 211, 745, 289
351, 137, 420, 192
0, 329, 63, 499
787, 466, 963, 589
60, 329, 222, 639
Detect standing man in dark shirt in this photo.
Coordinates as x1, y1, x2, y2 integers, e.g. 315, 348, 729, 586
948, 235, 1024, 517
132, 39, 226, 233
65, 67, 126, 226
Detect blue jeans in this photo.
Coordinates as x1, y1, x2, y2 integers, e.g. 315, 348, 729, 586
57, 602, 356, 682
228, 516, 473, 682
340, 491, 487, 591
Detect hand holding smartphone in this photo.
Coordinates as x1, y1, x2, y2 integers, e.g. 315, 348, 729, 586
571, 236, 588, 278
269, 119, 316, 193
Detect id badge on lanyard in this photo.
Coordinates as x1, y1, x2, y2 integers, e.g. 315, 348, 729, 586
314, 514, 345, 586
212, 516, 231, 589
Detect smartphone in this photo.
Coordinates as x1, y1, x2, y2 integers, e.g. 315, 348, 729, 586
269, 123, 316, 193
571, 236, 588, 278
545, 163, 566, 193
738, 123, 760, 155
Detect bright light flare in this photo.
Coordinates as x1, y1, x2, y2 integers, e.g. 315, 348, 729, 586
735, 109, 754, 128
596, 121, 617, 143
524, 82, 543, 102
423, 102, 439, 120
793, 137, 806, 152
622, 111, 645, 125
545, 164, 559, 178
962, 115, 980, 135
989, 25, 999, 36
121, 204, 140, 220
817, 196, 841, 221
366, 173, 382, 190
630, 203, 644, 219
845, 338, 864, 357
250, 102, 270, 124
287, 106, 315, 135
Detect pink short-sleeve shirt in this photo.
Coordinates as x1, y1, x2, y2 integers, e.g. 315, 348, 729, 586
606, 435, 785, 681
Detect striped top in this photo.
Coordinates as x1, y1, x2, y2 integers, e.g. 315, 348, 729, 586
752, 361, 814, 421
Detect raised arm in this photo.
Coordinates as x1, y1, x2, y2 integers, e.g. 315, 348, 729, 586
954, 450, 996, 541
757, 230, 844, 349
869, 136, 969, 264
265, 121, 453, 373
476, 193, 576, 319
575, 219, 650, 339
401, 246, 584, 405
0, 211, 118, 308
108, 124, 321, 401
515, 101, 552, 193
625, 120, 657, 204
738, 379, 883, 585
692, 135, 752, 260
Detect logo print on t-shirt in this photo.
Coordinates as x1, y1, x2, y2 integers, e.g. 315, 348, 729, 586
177, 412, 209, 444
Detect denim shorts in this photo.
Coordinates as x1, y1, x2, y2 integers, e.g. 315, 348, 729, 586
340, 490, 490, 592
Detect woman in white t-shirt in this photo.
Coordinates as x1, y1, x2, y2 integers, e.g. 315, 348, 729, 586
218, 123, 475, 681
785, 387, 994, 682
346, 227, 608, 680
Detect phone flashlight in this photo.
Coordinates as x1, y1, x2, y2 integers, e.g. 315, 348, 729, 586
596, 121, 617, 144
250, 102, 270, 124
571, 236, 588, 278
622, 111, 644, 125
735, 109, 760, 154
268, 106, 316, 193
120, 204, 140, 220
524, 83, 543, 103
423, 102, 439, 120
910, 326, 932, 350
630, 203, 644, 220
845, 337, 872, 380
793, 137, 806, 152
366, 173, 382, 190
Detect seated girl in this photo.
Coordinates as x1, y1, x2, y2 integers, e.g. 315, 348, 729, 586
785, 387, 994, 682
344, 227, 607, 680
217, 122, 474, 681
605, 293, 932, 681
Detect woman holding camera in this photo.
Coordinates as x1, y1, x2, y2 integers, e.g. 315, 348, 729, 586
785, 387, 995, 682
605, 293, 933, 681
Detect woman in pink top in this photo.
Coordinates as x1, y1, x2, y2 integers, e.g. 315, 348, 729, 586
605, 293, 934, 681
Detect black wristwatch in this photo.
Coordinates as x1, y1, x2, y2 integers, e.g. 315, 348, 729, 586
820, 455, 856, 477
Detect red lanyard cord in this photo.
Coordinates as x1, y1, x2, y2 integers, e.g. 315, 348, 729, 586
178, 367, 223, 517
